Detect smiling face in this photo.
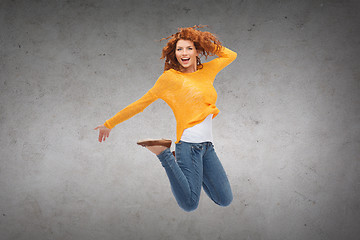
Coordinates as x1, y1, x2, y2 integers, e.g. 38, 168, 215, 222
175, 39, 199, 73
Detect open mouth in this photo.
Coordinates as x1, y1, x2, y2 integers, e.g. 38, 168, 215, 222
181, 58, 190, 64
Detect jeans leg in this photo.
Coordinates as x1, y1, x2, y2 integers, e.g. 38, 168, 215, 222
157, 142, 203, 212
202, 143, 233, 207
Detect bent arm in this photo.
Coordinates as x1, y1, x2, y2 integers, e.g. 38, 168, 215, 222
104, 90, 158, 129
206, 45, 237, 74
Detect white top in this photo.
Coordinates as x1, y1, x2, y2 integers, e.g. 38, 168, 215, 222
180, 114, 213, 143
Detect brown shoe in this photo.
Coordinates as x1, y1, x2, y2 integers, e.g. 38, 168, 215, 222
137, 139, 172, 148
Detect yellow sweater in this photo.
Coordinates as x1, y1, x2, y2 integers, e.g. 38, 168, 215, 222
104, 46, 237, 143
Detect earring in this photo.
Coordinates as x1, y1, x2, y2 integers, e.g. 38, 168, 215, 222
196, 56, 201, 65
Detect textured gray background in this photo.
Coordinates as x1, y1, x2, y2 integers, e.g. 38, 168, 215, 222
1, 0, 359, 239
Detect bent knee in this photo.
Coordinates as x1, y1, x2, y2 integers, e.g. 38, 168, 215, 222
218, 194, 233, 207
179, 201, 199, 212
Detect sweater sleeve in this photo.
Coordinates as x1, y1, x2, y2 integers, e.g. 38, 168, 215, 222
104, 72, 170, 129
205, 46, 237, 74
104, 89, 158, 129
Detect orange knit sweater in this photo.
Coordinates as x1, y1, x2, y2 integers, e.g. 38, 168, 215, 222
104, 46, 237, 143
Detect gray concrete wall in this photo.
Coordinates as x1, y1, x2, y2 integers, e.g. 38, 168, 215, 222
1, 0, 359, 239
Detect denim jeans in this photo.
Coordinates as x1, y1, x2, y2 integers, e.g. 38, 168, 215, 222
157, 141, 233, 212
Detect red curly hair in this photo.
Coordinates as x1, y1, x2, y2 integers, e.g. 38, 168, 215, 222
160, 25, 222, 72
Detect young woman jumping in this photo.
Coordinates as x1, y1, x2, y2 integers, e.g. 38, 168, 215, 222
94, 25, 237, 212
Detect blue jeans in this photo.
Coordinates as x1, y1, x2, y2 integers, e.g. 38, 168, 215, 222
157, 141, 233, 212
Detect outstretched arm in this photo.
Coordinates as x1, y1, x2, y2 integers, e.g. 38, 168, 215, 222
94, 89, 158, 143
93, 71, 171, 143
103, 90, 158, 129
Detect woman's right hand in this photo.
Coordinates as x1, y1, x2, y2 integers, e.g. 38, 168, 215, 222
94, 124, 112, 142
